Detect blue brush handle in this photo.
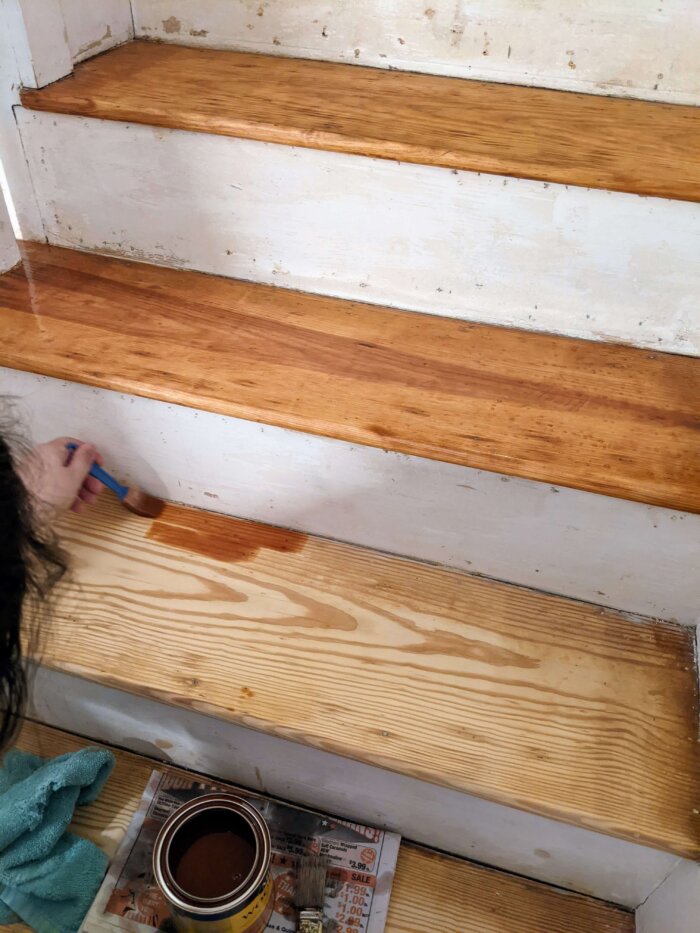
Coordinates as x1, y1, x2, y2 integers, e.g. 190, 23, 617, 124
65, 443, 128, 501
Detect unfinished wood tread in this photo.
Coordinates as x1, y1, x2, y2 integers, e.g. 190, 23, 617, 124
2, 243, 699, 513
34, 494, 700, 859
20, 40, 700, 202
13, 722, 635, 933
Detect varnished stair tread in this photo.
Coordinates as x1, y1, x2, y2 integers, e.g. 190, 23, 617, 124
2, 243, 699, 513
13, 721, 635, 933
20, 39, 700, 202
36, 494, 700, 859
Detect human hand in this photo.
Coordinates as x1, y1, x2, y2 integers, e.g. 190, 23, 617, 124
18, 437, 104, 520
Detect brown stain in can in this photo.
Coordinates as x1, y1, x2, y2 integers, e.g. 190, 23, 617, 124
174, 830, 256, 900
147, 503, 307, 563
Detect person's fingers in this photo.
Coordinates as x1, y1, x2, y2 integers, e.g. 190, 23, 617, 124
54, 437, 102, 467
50, 437, 84, 466
70, 497, 87, 514
65, 442, 98, 480
83, 475, 104, 495
78, 486, 99, 505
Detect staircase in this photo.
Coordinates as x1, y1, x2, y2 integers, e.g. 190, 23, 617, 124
1, 3, 699, 930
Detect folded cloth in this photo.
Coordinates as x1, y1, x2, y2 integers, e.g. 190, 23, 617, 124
0, 746, 115, 933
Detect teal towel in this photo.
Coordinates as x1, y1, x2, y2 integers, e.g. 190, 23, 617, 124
0, 746, 115, 933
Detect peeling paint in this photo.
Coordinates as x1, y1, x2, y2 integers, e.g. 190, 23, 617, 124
162, 15, 182, 34
450, 21, 465, 47
130, 1, 700, 104
77, 24, 113, 58
18, 110, 700, 357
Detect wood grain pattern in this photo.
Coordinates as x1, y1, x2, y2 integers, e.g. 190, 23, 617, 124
389, 847, 634, 933
35, 494, 700, 859
2, 243, 699, 513
13, 721, 635, 933
20, 39, 700, 201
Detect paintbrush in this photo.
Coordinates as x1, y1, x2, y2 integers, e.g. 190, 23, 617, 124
294, 855, 328, 933
66, 443, 164, 518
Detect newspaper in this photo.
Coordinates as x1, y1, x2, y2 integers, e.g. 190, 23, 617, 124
81, 769, 401, 933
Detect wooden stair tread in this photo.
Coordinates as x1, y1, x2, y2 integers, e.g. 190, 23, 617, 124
35, 494, 700, 859
20, 40, 700, 202
13, 721, 635, 933
2, 243, 699, 513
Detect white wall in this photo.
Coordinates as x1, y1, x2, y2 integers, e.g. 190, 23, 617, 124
636, 860, 700, 932
132, 0, 700, 104
0, 3, 45, 239
0, 187, 19, 271
0, 0, 133, 242
16, 111, 700, 355
29, 667, 681, 909
1, 0, 71, 88
59, 0, 133, 63
4, 368, 699, 626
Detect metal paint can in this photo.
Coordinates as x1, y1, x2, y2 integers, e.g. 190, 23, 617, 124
153, 793, 274, 933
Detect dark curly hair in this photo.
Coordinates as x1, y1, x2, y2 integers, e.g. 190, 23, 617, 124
0, 429, 67, 751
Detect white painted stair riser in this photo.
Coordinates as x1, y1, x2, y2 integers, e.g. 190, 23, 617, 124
131, 0, 700, 105
4, 368, 699, 626
636, 860, 700, 932
30, 666, 682, 910
15, 111, 700, 356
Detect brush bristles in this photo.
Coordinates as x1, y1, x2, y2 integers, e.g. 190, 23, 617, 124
123, 488, 165, 519
294, 855, 328, 909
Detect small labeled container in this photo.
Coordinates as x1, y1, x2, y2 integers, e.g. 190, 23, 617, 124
153, 793, 274, 933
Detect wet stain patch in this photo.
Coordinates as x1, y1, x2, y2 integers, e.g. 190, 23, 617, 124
147, 503, 307, 563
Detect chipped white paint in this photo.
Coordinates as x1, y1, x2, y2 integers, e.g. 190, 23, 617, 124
16, 111, 700, 355
30, 667, 680, 908
0, 188, 19, 271
636, 859, 700, 931
132, 0, 700, 105
0, 0, 72, 87
59, 0, 133, 63
4, 368, 700, 625
0, 4, 45, 238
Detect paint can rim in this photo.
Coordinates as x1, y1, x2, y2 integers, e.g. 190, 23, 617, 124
153, 792, 272, 916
